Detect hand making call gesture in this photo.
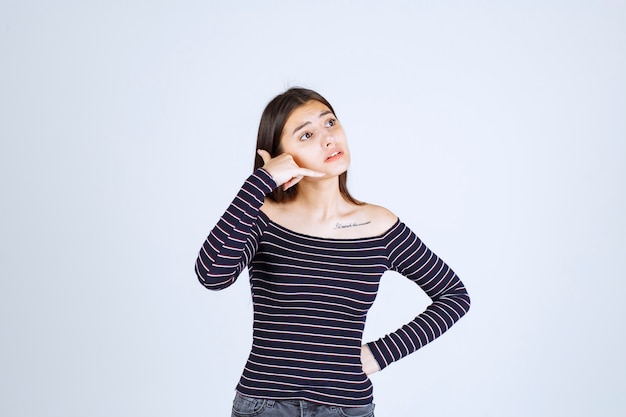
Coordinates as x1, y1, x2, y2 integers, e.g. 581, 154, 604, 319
257, 149, 325, 191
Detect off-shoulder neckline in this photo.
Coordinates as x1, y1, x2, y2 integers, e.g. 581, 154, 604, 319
257, 210, 401, 242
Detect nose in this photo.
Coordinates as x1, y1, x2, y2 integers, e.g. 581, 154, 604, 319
322, 133, 335, 148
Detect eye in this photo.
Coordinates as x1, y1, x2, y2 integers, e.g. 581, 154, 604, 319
299, 132, 313, 141
325, 118, 336, 127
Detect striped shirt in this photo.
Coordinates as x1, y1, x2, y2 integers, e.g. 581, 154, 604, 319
195, 169, 470, 407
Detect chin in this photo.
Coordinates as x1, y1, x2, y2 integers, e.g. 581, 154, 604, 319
330, 166, 350, 178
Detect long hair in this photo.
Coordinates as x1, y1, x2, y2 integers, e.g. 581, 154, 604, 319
254, 87, 361, 204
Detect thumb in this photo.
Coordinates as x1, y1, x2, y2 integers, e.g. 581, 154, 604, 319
257, 149, 271, 164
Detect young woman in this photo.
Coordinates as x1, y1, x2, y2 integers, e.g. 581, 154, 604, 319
195, 87, 471, 417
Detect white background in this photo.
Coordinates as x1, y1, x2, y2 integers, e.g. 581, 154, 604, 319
1, 1, 625, 416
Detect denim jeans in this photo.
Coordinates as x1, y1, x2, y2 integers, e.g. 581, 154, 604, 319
231, 392, 375, 417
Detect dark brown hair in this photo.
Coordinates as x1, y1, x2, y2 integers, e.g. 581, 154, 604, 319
254, 87, 361, 204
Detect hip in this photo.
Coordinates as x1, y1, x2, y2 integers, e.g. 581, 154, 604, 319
231, 392, 375, 417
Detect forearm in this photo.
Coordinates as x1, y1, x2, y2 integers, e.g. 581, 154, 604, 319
195, 168, 276, 290
367, 277, 470, 369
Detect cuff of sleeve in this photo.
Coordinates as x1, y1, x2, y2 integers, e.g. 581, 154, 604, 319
366, 341, 390, 371
252, 168, 278, 194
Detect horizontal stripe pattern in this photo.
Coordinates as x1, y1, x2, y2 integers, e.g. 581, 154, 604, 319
195, 169, 275, 290
195, 169, 470, 407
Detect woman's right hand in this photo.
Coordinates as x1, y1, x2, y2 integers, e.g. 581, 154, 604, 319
257, 149, 325, 191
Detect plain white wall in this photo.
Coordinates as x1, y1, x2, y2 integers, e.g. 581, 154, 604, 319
1, 1, 624, 416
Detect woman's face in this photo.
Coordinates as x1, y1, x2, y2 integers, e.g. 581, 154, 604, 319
279, 100, 350, 177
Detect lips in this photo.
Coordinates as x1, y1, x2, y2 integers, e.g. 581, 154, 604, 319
325, 150, 343, 162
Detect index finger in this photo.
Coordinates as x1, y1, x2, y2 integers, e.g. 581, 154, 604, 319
297, 168, 326, 178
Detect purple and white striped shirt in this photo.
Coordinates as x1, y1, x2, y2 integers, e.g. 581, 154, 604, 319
195, 168, 470, 407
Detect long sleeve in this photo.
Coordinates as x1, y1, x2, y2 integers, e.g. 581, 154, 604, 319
195, 168, 277, 290
367, 223, 471, 369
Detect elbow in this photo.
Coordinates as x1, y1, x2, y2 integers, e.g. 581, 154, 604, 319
441, 279, 471, 319
463, 291, 471, 316
194, 260, 236, 291
458, 284, 471, 317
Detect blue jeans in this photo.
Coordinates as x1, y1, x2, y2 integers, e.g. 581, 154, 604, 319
231, 392, 375, 417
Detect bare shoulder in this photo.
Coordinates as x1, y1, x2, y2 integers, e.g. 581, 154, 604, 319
260, 198, 397, 239
359, 203, 398, 235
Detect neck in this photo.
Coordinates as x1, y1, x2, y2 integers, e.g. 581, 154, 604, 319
293, 176, 349, 220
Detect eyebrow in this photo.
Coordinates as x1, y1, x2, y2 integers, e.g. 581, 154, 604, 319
292, 110, 334, 135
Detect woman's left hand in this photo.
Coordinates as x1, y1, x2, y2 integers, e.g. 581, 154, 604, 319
361, 345, 381, 375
